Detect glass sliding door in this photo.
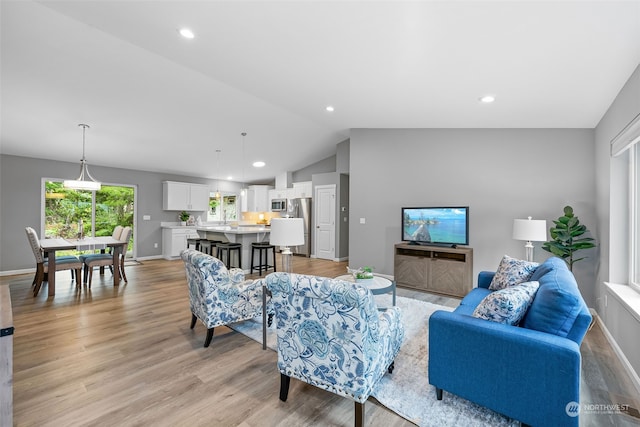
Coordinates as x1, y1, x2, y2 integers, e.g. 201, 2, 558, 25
44, 180, 135, 258
44, 181, 94, 239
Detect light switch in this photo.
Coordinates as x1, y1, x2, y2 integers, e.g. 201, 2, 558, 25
359, 218, 366, 224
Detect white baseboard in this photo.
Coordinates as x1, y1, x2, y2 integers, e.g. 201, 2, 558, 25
136, 255, 165, 261
0, 268, 34, 277
592, 311, 640, 395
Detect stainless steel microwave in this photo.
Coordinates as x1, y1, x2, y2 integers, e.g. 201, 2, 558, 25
271, 198, 287, 212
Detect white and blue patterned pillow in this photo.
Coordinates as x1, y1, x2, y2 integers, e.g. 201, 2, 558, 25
472, 281, 540, 325
489, 255, 539, 291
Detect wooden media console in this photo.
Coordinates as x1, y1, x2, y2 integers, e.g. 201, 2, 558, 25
394, 243, 473, 298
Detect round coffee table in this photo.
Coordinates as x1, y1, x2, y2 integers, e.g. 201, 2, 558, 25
335, 274, 397, 307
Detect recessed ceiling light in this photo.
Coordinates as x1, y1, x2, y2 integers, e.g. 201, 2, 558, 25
227, 175, 233, 180
252, 161, 266, 168
178, 28, 195, 39
479, 95, 496, 103
326, 105, 335, 112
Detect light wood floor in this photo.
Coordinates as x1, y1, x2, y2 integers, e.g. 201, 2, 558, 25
3, 256, 639, 426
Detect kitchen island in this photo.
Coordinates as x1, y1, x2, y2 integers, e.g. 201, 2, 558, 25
161, 224, 270, 271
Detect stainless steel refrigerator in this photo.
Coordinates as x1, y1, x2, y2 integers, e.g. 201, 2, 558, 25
286, 197, 312, 257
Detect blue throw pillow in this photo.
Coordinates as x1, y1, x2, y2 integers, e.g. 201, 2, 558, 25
489, 255, 539, 290
472, 281, 540, 325
521, 260, 583, 337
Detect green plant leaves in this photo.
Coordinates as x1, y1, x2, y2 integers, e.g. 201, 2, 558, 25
542, 205, 596, 271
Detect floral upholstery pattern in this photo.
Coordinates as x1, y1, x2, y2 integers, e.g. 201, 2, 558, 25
472, 281, 540, 325
489, 255, 539, 290
263, 272, 404, 403
181, 249, 265, 330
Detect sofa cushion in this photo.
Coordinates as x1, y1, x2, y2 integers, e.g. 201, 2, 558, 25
489, 255, 539, 290
521, 258, 584, 337
472, 281, 540, 325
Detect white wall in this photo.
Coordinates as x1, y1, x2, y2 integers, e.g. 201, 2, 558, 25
594, 63, 640, 379
348, 128, 598, 305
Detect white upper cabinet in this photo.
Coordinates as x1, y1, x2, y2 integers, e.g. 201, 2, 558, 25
244, 185, 273, 212
293, 181, 313, 198
163, 181, 210, 211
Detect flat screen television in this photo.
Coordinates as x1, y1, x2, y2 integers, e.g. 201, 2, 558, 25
401, 206, 469, 247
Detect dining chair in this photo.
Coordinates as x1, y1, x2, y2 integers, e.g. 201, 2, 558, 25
83, 226, 131, 287
25, 227, 83, 296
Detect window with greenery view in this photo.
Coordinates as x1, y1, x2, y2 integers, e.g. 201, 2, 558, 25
44, 181, 135, 256
207, 193, 237, 222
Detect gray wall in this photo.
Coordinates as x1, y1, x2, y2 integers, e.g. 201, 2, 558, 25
348, 128, 598, 305
292, 155, 336, 182
336, 138, 350, 174
311, 172, 349, 260
0, 154, 241, 271
594, 63, 640, 378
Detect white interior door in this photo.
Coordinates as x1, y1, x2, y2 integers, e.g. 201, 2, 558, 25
314, 184, 336, 260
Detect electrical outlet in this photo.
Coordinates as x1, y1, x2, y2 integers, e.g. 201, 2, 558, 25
360, 218, 366, 224
154, 243, 158, 248
143, 215, 151, 220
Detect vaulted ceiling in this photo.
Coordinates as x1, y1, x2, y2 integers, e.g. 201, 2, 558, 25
2, 1, 640, 183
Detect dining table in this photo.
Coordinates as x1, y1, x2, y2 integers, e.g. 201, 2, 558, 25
38, 236, 125, 297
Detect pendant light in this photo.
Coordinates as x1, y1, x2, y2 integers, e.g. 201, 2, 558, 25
240, 132, 247, 197
214, 149, 221, 199
63, 124, 101, 191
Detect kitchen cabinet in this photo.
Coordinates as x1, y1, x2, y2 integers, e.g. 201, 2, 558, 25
293, 181, 313, 198
245, 185, 273, 212
162, 227, 200, 259
163, 181, 210, 211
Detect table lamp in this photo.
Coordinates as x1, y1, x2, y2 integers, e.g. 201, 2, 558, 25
270, 217, 304, 273
513, 216, 547, 262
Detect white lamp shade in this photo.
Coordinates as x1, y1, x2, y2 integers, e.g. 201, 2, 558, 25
513, 218, 547, 242
63, 179, 101, 191
270, 218, 305, 247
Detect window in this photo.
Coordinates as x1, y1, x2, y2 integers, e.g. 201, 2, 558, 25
611, 113, 640, 291
43, 180, 135, 257
632, 145, 640, 290
207, 193, 237, 222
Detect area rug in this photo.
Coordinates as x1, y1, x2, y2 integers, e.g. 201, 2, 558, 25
230, 295, 518, 427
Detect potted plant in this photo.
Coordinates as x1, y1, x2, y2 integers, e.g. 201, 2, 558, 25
347, 266, 375, 283
542, 205, 596, 271
179, 211, 190, 226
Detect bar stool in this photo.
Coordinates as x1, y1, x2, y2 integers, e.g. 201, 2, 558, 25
216, 242, 242, 269
186, 238, 200, 251
251, 242, 276, 276
199, 239, 222, 256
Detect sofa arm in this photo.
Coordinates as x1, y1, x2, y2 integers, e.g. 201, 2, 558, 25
429, 310, 581, 426
477, 271, 494, 289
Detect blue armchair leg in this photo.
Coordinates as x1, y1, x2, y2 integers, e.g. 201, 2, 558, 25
204, 328, 214, 347
190, 313, 197, 329
388, 361, 395, 374
279, 374, 290, 401
355, 402, 364, 427
436, 387, 443, 400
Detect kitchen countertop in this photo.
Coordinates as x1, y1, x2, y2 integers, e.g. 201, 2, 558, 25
161, 224, 270, 234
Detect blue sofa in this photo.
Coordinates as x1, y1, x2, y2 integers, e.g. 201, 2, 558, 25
428, 257, 592, 427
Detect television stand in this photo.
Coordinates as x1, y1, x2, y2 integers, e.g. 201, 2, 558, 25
408, 241, 458, 249
394, 243, 473, 298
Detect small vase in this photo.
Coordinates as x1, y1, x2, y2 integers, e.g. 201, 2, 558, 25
180, 221, 187, 226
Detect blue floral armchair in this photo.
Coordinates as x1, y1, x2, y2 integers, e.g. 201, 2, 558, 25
263, 272, 404, 427
181, 249, 265, 347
